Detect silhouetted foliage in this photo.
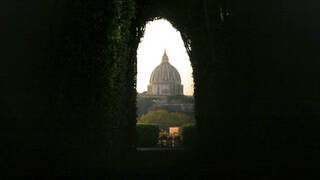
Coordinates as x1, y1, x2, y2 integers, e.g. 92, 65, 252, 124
4, 0, 320, 177
179, 123, 196, 148
136, 123, 160, 147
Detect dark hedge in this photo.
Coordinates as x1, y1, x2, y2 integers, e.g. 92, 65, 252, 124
136, 123, 160, 147
179, 123, 196, 148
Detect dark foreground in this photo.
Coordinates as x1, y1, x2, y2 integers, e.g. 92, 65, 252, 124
110, 148, 319, 179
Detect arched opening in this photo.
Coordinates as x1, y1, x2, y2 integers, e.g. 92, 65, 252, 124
135, 18, 196, 150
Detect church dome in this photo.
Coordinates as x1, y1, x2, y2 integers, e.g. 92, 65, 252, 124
149, 51, 181, 84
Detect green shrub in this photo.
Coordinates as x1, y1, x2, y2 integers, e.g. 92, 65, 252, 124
179, 123, 196, 147
136, 123, 160, 147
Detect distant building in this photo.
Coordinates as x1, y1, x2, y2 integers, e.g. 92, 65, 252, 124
147, 50, 183, 96
138, 50, 194, 117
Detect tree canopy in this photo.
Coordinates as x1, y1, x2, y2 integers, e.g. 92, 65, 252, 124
138, 109, 193, 127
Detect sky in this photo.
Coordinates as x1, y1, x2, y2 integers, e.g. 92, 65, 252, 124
136, 19, 194, 96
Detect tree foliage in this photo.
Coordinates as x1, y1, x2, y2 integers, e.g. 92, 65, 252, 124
138, 109, 194, 127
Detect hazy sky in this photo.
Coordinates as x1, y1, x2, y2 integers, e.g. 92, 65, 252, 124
137, 19, 194, 96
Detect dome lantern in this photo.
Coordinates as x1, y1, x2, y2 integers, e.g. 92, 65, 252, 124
161, 49, 169, 63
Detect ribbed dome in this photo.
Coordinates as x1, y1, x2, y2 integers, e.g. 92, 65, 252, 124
149, 51, 181, 84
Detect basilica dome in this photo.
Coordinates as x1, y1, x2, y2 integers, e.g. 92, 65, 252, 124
149, 52, 181, 84
147, 50, 183, 96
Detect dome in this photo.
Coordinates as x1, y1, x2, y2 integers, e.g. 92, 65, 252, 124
149, 51, 181, 84
147, 50, 183, 96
